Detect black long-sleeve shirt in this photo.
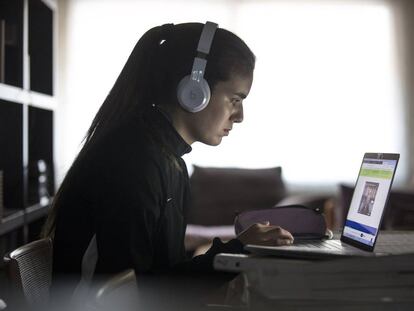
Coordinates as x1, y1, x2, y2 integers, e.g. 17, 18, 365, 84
52, 106, 243, 284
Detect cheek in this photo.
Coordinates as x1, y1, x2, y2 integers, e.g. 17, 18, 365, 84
206, 97, 230, 123
205, 107, 227, 130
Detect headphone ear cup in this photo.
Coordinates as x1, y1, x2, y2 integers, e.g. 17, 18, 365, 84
177, 76, 211, 113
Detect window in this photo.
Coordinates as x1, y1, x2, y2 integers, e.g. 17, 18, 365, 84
185, 1, 406, 186
63, 0, 406, 187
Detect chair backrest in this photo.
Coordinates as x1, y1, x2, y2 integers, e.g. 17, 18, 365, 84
92, 269, 137, 309
3, 237, 53, 306
94, 269, 136, 300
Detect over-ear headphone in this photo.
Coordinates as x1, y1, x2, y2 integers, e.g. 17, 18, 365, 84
177, 22, 218, 113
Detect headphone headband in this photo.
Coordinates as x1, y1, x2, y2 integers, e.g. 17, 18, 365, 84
190, 22, 218, 81
197, 22, 218, 55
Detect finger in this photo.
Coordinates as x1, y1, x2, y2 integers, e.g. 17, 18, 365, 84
269, 232, 294, 246
255, 229, 293, 244
275, 227, 294, 241
259, 225, 282, 233
260, 235, 294, 246
276, 238, 294, 246
280, 228, 294, 241
256, 237, 293, 246
262, 226, 293, 240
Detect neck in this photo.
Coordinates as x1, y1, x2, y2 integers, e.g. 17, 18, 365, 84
171, 112, 195, 145
157, 105, 195, 145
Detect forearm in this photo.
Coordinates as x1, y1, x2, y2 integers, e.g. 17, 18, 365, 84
172, 238, 245, 274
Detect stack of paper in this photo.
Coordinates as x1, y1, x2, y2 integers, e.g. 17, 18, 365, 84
244, 253, 414, 303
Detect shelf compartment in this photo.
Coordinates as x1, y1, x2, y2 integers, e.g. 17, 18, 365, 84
0, 202, 50, 236
0, 99, 23, 212
29, 0, 53, 95
0, 0, 24, 88
28, 106, 54, 206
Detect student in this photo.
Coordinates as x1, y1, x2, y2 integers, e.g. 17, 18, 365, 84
43, 22, 293, 289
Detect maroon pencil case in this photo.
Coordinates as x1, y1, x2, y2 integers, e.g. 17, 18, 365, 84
234, 205, 330, 240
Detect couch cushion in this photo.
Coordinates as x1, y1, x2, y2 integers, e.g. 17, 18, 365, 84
187, 166, 286, 226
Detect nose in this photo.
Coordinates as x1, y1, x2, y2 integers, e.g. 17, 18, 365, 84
232, 104, 244, 123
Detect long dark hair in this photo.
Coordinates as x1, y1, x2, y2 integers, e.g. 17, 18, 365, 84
42, 22, 255, 237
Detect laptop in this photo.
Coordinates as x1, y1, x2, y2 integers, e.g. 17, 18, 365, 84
244, 152, 409, 259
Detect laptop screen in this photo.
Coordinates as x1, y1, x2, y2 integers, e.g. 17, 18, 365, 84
342, 154, 399, 247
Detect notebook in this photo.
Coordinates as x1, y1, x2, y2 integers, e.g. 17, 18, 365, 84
244, 152, 407, 259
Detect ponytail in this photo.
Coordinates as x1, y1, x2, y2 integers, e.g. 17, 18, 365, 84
85, 26, 164, 143
42, 26, 164, 237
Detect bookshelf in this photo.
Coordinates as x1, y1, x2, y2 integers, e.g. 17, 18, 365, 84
0, 0, 56, 255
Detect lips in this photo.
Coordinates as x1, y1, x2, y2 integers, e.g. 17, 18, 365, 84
223, 129, 231, 136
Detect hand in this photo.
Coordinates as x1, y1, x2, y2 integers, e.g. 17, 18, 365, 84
237, 221, 294, 246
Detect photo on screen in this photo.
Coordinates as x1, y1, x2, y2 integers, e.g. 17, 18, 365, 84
358, 182, 379, 216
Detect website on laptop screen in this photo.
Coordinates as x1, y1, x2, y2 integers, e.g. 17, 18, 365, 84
343, 157, 398, 246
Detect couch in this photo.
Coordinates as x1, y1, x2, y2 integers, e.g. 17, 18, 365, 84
185, 165, 332, 253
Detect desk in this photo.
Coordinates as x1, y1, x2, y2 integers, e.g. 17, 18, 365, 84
211, 231, 414, 310
47, 232, 414, 311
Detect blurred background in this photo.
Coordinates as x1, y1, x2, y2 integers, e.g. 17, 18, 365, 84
1, 0, 413, 239
55, 0, 413, 192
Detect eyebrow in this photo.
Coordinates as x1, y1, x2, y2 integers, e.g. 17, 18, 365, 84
234, 92, 247, 99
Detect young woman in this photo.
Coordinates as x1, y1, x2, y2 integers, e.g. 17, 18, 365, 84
43, 22, 293, 288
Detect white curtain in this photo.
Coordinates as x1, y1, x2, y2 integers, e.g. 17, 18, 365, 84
185, 0, 407, 188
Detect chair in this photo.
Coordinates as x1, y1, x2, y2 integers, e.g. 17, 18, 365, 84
3, 238, 53, 306
92, 269, 138, 310
94, 269, 136, 300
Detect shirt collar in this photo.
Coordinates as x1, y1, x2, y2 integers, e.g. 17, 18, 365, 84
148, 105, 192, 157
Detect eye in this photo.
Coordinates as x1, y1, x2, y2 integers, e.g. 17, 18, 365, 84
231, 98, 242, 105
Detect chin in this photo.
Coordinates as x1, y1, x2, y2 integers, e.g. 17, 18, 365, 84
203, 137, 222, 146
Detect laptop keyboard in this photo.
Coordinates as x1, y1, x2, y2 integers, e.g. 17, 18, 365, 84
294, 240, 344, 250
293, 233, 414, 253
